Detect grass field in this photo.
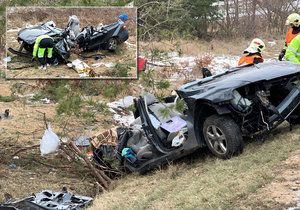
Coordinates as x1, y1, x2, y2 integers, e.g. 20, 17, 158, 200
90, 124, 300, 210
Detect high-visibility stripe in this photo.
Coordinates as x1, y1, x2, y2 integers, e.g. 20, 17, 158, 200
32, 35, 54, 57
287, 46, 300, 57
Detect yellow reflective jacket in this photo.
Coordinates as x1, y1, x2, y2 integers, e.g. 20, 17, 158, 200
32, 35, 53, 57
285, 34, 300, 64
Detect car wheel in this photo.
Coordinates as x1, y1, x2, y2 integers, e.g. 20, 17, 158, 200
23, 43, 33, 52
107, 38, 118, 51
203, 114, 243, 159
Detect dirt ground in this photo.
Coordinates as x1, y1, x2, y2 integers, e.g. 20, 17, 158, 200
0, 80, 118, 200
237, 150, 300, 210
5, 7, 137, 79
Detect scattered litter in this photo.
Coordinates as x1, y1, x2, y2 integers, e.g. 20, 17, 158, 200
90, 62, 115, 68
0, 109, 10, 120
40, 124, 60, 156
12, 156, 19, 160
104, 62, 115, 68
40, 98, 51, 104
108, 96, 135, 110
8, 163, 17, 170
74, 136, 90, 147
2, 189, 93, 210
91, 62, 105, 68
113, 114, 135, 126
3, 57, 11, 63
68, 59, 91, 74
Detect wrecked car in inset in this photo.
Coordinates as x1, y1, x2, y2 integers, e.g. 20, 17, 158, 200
9, 15, 129, 62
94, 61, 300, 173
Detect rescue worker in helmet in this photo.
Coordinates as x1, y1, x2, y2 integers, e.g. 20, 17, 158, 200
285, 33, 300, 64
238, 38, 265, 66
279, 13, 300, 61
32, 35, 54, 70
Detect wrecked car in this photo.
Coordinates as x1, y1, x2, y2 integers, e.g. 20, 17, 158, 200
9, 16, 129, 62
76, 20, 129, 51
95, 61, 300, 173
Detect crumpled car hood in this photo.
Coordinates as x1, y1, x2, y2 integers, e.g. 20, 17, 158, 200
177, 61, 300, 103
18, 25, 62, 44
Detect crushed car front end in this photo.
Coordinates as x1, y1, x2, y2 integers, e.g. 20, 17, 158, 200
177, 61, 300, 140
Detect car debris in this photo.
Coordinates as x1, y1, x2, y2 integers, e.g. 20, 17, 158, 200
0, 109, 10, 119
0, 188, 93, 210
67, 59, 91, 77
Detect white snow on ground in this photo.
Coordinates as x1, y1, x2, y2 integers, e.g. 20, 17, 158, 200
148, 52, 276, 79
209, 55, 240, 74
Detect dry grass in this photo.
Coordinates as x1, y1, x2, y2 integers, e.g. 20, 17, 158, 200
139, 38, 285, 59
89, 124, 300, 210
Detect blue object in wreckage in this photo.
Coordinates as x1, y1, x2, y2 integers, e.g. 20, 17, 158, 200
121, 147, 137, 163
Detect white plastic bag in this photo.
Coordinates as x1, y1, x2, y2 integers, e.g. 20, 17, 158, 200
40, 124, 60, 156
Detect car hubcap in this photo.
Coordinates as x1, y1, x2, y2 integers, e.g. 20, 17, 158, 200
206, 125, 227, 155
109, 39, 117, 50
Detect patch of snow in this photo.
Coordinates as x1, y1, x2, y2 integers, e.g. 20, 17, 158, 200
113, 114, 135, 126
209, 55, 240, 74
3, 57, 11, 63
108, 96, 135, 110
107, 96, 136, 126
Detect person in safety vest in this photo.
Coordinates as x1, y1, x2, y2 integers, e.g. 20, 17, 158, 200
32, 35, 54, 70
238, 38, 265, 66
285, 34, 300, 64
279, 13, 300, 61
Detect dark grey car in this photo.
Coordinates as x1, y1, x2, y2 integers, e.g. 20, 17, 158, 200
114, 61, 300, 173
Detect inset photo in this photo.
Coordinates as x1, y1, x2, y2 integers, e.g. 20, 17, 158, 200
6, 7, 137, 79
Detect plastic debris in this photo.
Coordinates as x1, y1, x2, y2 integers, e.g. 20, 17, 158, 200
2, 189, 93, 210
172, 131, 186, 147
40, 98, 51, 104
40, 124, 60, 156
74, 136, 91, 147
3, 57, 11, 63
68, 59, 91, 73
121, 148, 137, 163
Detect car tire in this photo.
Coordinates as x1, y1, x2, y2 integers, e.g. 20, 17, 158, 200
203, 114, 244, 159
107, 38, 118, 51
23, 43, 33, 52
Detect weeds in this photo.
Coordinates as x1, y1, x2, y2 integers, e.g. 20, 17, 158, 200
0, 95, 16, 102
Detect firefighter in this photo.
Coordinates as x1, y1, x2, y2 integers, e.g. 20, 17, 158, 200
32, 35, 54, 70
285, 34, 300, 64
238, 38, 265, 66
279, 13, 300, 61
